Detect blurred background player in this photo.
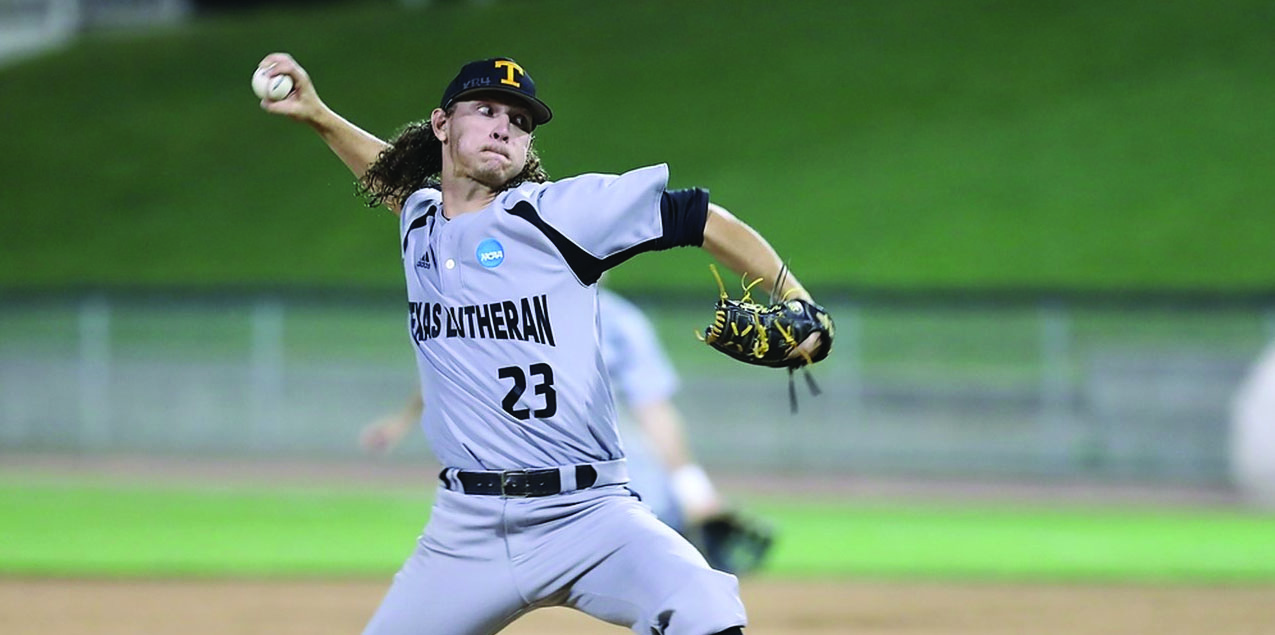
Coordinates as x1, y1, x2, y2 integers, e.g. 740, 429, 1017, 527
1231, 338, 1275, 507
361, 286, 775, 575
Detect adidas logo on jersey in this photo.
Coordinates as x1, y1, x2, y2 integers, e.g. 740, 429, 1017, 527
416, 253, 432, 269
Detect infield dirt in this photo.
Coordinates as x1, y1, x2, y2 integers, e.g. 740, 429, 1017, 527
4, 577, 1274, 634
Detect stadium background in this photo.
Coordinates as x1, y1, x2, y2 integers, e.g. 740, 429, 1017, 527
2, 0, 1274, 632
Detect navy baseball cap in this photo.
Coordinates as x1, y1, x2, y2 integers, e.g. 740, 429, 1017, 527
439, 57, 552, 126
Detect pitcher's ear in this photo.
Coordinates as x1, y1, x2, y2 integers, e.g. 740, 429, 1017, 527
430, 108, 448, 142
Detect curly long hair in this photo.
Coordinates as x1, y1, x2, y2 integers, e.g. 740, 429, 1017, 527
357, 111, 548, 209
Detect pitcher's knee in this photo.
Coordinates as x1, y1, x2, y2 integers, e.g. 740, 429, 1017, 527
643, 568, 746, 635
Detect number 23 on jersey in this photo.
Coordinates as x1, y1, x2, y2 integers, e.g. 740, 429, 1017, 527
498, 363, 556, 420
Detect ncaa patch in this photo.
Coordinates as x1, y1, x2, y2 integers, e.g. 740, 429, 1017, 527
476, 238, 505, 268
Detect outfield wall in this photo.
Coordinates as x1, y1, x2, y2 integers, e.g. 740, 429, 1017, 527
1, 293, 1272, 490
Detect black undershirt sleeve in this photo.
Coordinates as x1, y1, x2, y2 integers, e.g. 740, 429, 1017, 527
655, 187, 710, 250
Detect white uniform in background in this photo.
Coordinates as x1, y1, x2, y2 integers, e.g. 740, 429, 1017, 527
1231, 341, 1275, 506
598, 288, 685, 530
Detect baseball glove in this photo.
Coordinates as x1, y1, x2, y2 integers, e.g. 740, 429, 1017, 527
700, 265, 834, 369
699, 265, 834, 411
687, 510, 776, 576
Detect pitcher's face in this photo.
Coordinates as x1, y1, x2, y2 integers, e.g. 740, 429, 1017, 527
436, 95, 534, 188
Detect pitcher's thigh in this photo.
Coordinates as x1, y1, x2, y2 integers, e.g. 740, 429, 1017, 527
568, 502, 746, 635
363, 540, 526, 635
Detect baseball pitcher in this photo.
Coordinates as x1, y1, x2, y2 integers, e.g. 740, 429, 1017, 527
254, 53, 833, 635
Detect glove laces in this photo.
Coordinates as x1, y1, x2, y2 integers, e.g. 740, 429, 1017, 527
770, 262, 822, 413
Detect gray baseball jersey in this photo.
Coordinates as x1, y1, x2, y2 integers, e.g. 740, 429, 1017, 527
367, 165, 746, 635
400, 165, 671, 470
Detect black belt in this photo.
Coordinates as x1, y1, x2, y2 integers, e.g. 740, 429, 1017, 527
440, 464, 599, 497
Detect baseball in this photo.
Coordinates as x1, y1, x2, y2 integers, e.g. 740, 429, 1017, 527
251, 67, 293, 101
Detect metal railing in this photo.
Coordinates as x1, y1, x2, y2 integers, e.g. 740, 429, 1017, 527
2, 292, 1271, 486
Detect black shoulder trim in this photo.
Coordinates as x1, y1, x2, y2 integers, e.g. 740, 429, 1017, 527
506, 201, 660, 286
402, 205, 436, 253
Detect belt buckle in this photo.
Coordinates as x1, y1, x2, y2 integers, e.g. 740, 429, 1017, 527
500, 470, 528, 497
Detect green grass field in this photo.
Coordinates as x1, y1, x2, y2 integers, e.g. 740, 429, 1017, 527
2, 0, 1274, 292
3, 480, 1273, 583
4, 0, 1275, 595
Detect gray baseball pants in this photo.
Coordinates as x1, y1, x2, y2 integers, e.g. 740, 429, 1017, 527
362, 484, 746, 635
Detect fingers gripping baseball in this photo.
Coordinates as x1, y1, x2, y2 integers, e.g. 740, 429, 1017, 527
253, 53, 323, 122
